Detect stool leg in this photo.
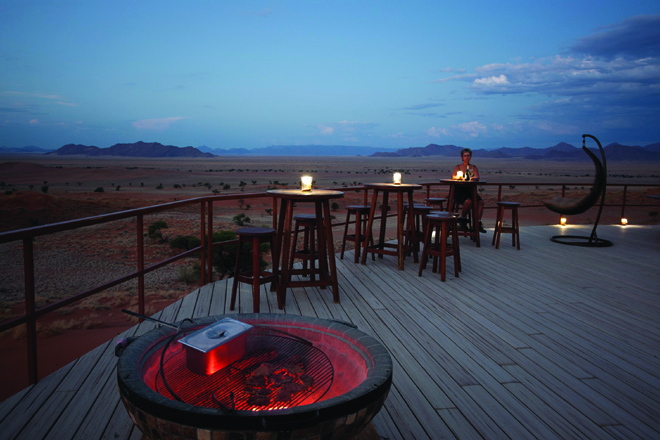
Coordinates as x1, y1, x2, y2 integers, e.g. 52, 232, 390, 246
432, 222, 440, 273
268, 235, 278, 293
495, 206, 503, 249
418, 219, 432, 276
310, 222, 317, 283
452, 219, 462, 273
514, 207, 520, 250
353, 211, 361, 263
340, 210, 351, 260
492, 206, 500, 246
252, 235, 260, 313
440, 221, 448, 282
230, 236, 244, 311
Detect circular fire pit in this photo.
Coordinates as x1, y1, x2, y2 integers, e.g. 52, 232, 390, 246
117, 314, 392, 440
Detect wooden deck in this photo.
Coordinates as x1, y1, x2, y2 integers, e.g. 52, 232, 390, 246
1, 225, 659, 440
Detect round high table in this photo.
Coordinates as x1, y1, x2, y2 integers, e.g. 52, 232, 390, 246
360, 183, 422, 270
442, 179, 486, 247
267, 189, 344, 309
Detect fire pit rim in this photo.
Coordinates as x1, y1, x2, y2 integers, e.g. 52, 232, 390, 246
117, 313, 392, 432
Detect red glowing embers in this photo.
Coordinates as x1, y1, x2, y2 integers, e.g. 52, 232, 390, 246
142, 328, 334, 411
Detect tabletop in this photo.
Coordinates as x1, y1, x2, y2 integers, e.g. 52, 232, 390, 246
364, 183, 422, 191
441, 179, 486, 185
266, 189, 344, 200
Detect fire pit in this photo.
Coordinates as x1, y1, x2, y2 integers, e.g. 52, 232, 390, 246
117, 313, 392, 440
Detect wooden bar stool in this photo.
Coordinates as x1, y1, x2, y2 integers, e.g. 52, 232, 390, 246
419, 213, 461, 282
230, 227, 278, 313
425, 197, 446, 210
404, 204, 434, 253
492, 201, 521, 250
340, 205, 374, 263
290, 214, 320, 282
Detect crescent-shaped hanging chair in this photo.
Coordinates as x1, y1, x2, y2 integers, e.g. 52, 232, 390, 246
542, 134, 613, 247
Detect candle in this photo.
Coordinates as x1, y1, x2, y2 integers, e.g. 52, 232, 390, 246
301, 175, 313, 191
620, 218, 628, 225
560, 217, 567, 226
393, 172, 402, 184
455, 171, 464, 180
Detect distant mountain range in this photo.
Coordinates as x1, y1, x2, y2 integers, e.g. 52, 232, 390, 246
371, 142, 660, 161
44, 141, 215, 158
1, 140, 659, 160
196, 144, 389, 156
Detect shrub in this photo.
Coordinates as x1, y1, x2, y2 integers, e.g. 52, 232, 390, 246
170, 235, 201, 251
94, 187, 104, 193
211, 230, 267, 279
233, 213, 251, 226
148, 221, 168, 240
178, 262, 201, 284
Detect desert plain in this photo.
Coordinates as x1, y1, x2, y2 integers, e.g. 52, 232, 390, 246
0, 153, 659, 400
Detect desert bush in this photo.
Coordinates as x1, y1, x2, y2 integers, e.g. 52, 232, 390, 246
94, 187, 104, 192
148, 221, 168, 240
170, 235, 201, 251
211, 230, 267, 280
178, 262, 201, 284
233, 213, 250, 226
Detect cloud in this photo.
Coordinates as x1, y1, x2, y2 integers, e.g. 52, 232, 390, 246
430, 73, 477, 84
570, 14, 660, 60
402, 103, 443, 111
316, 120, 378, 137
133, 117, 186, 130
434, 14, 660, 135
428, 121, 487, 139
473, 74, 509, 87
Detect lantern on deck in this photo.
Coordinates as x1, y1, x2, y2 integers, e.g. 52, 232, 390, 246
393, 172, 402, 185
560, 217, 567, 226
455, 171, 464, 180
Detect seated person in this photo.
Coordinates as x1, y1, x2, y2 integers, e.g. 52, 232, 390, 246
451, 148, 486, 233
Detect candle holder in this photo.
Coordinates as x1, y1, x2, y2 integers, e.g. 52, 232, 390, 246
301, 175, 313, 191
455, 171, 464, 181
560, 217, 567, 226
393, 172, 402, 185
620, 218, 628, 226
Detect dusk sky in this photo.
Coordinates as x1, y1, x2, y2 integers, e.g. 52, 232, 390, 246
2, 1, 660, 151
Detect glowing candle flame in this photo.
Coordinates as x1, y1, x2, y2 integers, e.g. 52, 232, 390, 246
620, 218, 628, 225
455, 171, 464, 180
560, 217, 567, 226
393, 172, 402, 184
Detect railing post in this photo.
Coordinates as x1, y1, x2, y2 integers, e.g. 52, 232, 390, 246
137, 214, 144, 317
207, 200, 214, 284
621, 185, 628, 219
23, 238, 38, 385
497, 184, 502, 202
561, 185, 566, 197
200, 202, 206, 286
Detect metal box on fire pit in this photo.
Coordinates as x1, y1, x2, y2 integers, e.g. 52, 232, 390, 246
178, 317, 253, 375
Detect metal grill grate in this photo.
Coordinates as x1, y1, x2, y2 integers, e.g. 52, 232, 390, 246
148, 330, 334, 411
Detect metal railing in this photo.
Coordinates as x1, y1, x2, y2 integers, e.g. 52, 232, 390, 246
0, 182, 658, 388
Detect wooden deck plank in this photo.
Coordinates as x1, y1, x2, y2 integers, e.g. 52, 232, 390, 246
1, 225, 659, 440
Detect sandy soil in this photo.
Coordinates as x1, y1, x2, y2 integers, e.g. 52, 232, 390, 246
1, 154, 658, 401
